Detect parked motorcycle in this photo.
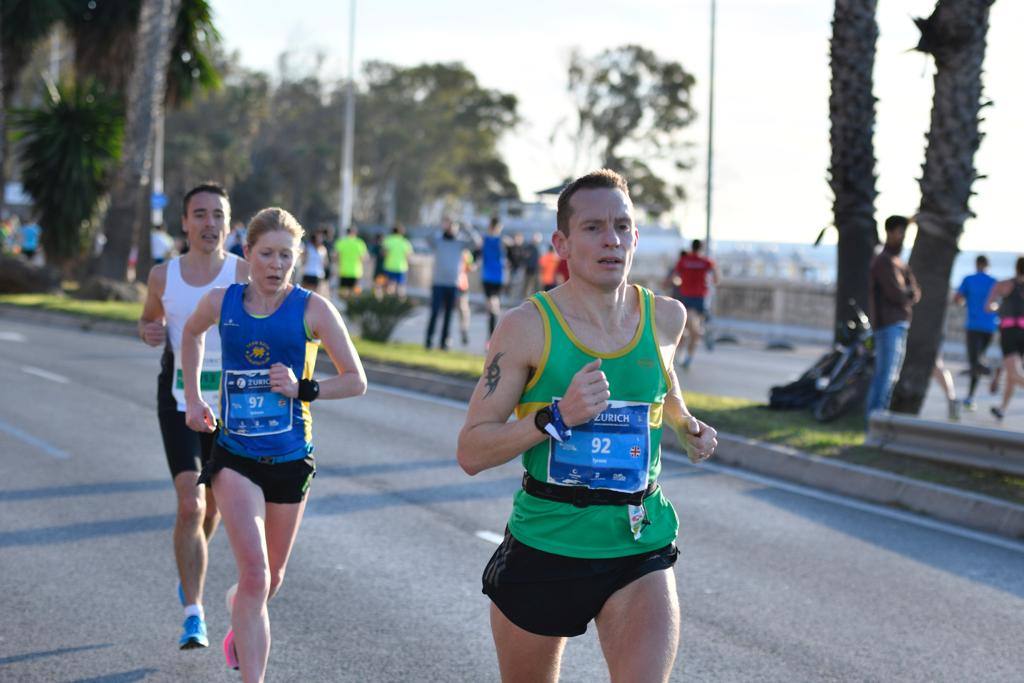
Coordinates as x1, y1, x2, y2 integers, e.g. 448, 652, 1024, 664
769, 300, 874, 422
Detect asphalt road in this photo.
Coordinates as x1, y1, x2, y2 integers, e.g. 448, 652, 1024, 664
1, 318, 1023, 682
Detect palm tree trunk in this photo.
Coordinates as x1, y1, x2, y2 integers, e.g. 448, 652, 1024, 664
828, 0, 879, 340
95, 0, 182, 280
891, 0, 995, 414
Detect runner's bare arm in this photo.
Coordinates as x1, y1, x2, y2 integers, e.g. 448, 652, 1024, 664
181, 288, 227, 432
985, 280, 1011, 313
655, 295, 718, 463
457, 303, 547, 475
305, 293, 367, 399
138, 263, 168, 346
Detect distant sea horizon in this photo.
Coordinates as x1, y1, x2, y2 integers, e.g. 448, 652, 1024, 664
635, 231, 1021, 286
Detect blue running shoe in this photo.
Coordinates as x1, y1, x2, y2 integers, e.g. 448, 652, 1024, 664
177, 581, 185, 607
179, 614, 209, 650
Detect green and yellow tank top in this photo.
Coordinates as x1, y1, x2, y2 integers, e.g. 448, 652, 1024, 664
509, 285, 679, 558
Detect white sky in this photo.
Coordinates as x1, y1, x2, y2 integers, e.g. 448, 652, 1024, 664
212, 0, 1023, 252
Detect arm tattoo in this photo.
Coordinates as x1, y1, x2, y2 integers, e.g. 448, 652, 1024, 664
483, 352, 505, 398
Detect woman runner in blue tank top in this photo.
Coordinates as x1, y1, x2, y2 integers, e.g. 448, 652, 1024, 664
181, 207, 367, 682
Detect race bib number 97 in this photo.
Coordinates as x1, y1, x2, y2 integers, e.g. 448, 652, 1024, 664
548, 400, 651, 493
223, 369, 292, 437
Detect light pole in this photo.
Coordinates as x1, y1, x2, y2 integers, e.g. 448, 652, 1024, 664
339, 0, 357, 239
705, 0, 717, 254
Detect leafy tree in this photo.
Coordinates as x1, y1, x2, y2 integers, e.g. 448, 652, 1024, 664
354, 61, 519, 223
892, 0, 996, 414
828, 0, 880, 341
96, 0, 182, 280
163, 55, 269, 230
564, 45, 696, 217
0, 0, 65, 215
11, 81, 122, 269
236, 75, 342, 226
63, 0, 220, 106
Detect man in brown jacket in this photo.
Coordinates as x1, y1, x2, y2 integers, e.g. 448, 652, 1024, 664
866, 215, 921, 414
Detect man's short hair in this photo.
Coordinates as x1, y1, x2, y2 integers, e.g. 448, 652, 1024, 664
1016, 256, 1024, 277
976, 255, 989, 269
556, 169, 630, 234
183, 182, 229, 217
691, 239, 703, 253
884, 215, 909, 232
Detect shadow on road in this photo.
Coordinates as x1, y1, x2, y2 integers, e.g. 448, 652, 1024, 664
0, 514, 172, 549
307, 476, 521, 516
69, 669, 158, 683
315, 458, 455, 479
0, 480, 169, 502
745, 486, 1024, 598
0, 643, 111, 666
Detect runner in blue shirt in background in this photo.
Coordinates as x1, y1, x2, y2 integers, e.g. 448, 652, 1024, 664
481, 217, 507, 341
955, 254, 999, 410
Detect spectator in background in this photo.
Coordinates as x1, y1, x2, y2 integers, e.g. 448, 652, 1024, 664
425, 219, 480, 351
985, 256, 1024, 421
152, 224, 175, 265
19, 220, 41, 262
955, 255, 999, 410
301, 231, 329, 295
382, 224, 414, 297
368, 233, 387, 295
456, 248, 477, 347
481, 217, 506, 339
866, 215, 921, 416
506, 232, 526, 297
671, 239, 720, 370
334, 226, 368, 299
538, 244, 562, 292
225, 220, 247, 258
518, 232, 542, 299
1, 218, 14, 254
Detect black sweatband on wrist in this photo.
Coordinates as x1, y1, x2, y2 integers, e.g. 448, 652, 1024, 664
297, 378, 320, 402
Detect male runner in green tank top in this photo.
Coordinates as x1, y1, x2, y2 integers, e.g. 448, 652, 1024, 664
458, 169, 718, 683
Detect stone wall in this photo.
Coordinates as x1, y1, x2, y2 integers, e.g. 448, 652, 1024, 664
705, 277, 967, 344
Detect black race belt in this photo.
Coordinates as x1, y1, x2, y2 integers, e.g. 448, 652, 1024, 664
521, 472, 658, 508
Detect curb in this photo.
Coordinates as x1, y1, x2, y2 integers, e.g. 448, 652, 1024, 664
5, 302, 1023, 540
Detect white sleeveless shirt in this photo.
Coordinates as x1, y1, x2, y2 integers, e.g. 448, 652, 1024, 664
162, 253, 241, 411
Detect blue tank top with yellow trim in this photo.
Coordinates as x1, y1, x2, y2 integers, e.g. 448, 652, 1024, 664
217, 284, 318, 460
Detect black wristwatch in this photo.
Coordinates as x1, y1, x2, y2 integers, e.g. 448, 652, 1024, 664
534, 406, 554, 435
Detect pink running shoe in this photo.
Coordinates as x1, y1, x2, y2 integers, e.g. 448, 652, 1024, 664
223, 629, 239, 671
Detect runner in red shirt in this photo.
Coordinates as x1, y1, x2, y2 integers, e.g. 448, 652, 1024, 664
669, 239, 719, 369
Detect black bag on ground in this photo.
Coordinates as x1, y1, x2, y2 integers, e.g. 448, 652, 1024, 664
768, 376, 821, 410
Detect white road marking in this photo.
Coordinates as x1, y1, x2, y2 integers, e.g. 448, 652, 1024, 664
0, 418, 71, 459
475, 530, 504, 545
0, 331, 27, 342
661, 451, 1024, 555
22, 366, 70, 384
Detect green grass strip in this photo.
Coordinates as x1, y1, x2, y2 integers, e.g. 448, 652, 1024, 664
0, 293, 143, 322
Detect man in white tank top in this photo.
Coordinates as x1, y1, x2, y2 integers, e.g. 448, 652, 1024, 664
138, 183, 249, 650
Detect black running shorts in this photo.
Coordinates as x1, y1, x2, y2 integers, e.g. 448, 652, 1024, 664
198, 440, 316, 505
1000, 328, 1024, 357
157, 347, 215, 478
483, 282, 503, 298
482, 529, 678, 637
